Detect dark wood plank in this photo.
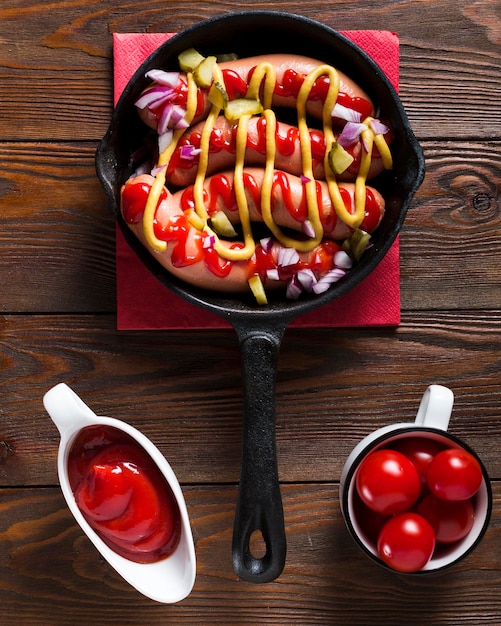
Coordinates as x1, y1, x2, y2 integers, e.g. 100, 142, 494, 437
0, 1, 500, 141
400, 140, 501, 310
0, 483, 499, 625
2, 311, 501, 487
2, 1, 501, 622
0, 142, 115, 312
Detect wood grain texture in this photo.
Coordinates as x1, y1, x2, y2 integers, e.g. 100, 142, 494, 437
1, 312, 501, 487
0, 484, 500, 625
1, 0, 501, 622
0, 0, 500, 140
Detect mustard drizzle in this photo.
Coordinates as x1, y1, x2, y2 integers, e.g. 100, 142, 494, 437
142, 56, 392, 263
142, 72, 199, 252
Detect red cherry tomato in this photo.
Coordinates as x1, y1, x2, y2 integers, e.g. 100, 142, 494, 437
356, 449, 421, 515
417, 493, 475, 544
426, 448, 483, 501
377, 512, 436, 572
392, 437, 445, 490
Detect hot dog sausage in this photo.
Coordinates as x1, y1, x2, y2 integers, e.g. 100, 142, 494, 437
127, 51, 393, 301
174, 167, 384, 238
136, 54, 375, 133
166, 115, 388, 187
121, 170, 385, 294
218, 54, 375, 124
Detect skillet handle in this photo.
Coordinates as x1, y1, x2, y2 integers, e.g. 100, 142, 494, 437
232, 325, 287, 583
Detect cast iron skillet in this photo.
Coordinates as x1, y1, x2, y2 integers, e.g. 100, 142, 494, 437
96, 10, 425, 584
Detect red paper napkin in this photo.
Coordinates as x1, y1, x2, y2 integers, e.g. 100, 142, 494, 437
113, 31, 401, 330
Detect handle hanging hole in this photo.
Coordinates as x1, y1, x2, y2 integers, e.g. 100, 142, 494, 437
249, 529, 267, 559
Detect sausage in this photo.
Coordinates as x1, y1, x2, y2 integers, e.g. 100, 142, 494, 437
136, 54, 375, 133
120, 170, 385, 293
166, 115, 388, 187
217, 54, 375, 125
128, 52, 392, 300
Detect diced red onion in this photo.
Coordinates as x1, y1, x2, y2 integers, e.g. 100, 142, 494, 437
135, 86, 175, 111
158, 130, 173, 154
157, 103, 189, 134
286, 276, 303, 300
151, 163, 167, 177
332, 102, 362, 123
297, 269, 317, 291
169, 104, 188, 128
338, 121, 365, 148
300, 175, 311, 184
302, 219, 316, 238
260, 237, 273, 253
145, 69, 180, 87
157, 103, 174, 135
277, 247, 300, 267
179, 144, 202, 160
334, 250, 353, 270
312, 268, 346, 294
203, 234, 216, 249
266, 268, 280, 281
370, 119, 389, 135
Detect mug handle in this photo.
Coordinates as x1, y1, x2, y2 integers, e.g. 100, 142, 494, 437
414, 385, 454, 431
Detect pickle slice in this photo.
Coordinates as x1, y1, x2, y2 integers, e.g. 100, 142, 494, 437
342, 229, 371, 262
217, 52, 239, 63
208, 80, 229, 110
178, 48, 205, 72
248, 274, 268, 305
224, 98, 264, 121
210, 211, 237, 237
193, 55, 217, 88
327, 142, 354, 175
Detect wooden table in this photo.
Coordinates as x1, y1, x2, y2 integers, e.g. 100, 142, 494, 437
1, 1, 500, 624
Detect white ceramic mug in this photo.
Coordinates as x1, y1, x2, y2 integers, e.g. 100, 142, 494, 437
339, 385, 492, 573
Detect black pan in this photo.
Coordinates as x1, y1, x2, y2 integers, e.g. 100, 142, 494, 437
96, 10, 425, 583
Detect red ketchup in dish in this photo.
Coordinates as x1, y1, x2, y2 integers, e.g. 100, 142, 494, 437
67, 425, 181, 564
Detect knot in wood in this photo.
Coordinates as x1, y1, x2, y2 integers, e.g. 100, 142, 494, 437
472, 192, 492, 213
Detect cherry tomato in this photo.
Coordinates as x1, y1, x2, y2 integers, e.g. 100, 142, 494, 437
392, 437, 445, 490
417, 493, 475, 544
356, 449, 421, 515
377, 512, 436, 572
426, 448, 483, 501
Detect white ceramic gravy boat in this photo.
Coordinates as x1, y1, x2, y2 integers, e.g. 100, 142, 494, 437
43, 383, 196, 603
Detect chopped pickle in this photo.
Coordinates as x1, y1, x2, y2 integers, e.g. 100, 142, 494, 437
328, 142, 354, 175
185, 208, 205, 231
193, 55, 217, 88
217, 52, 239, 63
342, 229, 371, 262
208, 80, 229, 110
248, 275, 268, 305
224, 98, 264, 121
210, 211, 238, 237
178, 48, 205, 72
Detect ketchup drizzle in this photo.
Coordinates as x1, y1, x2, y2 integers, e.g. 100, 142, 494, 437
127, 174, 381, 280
